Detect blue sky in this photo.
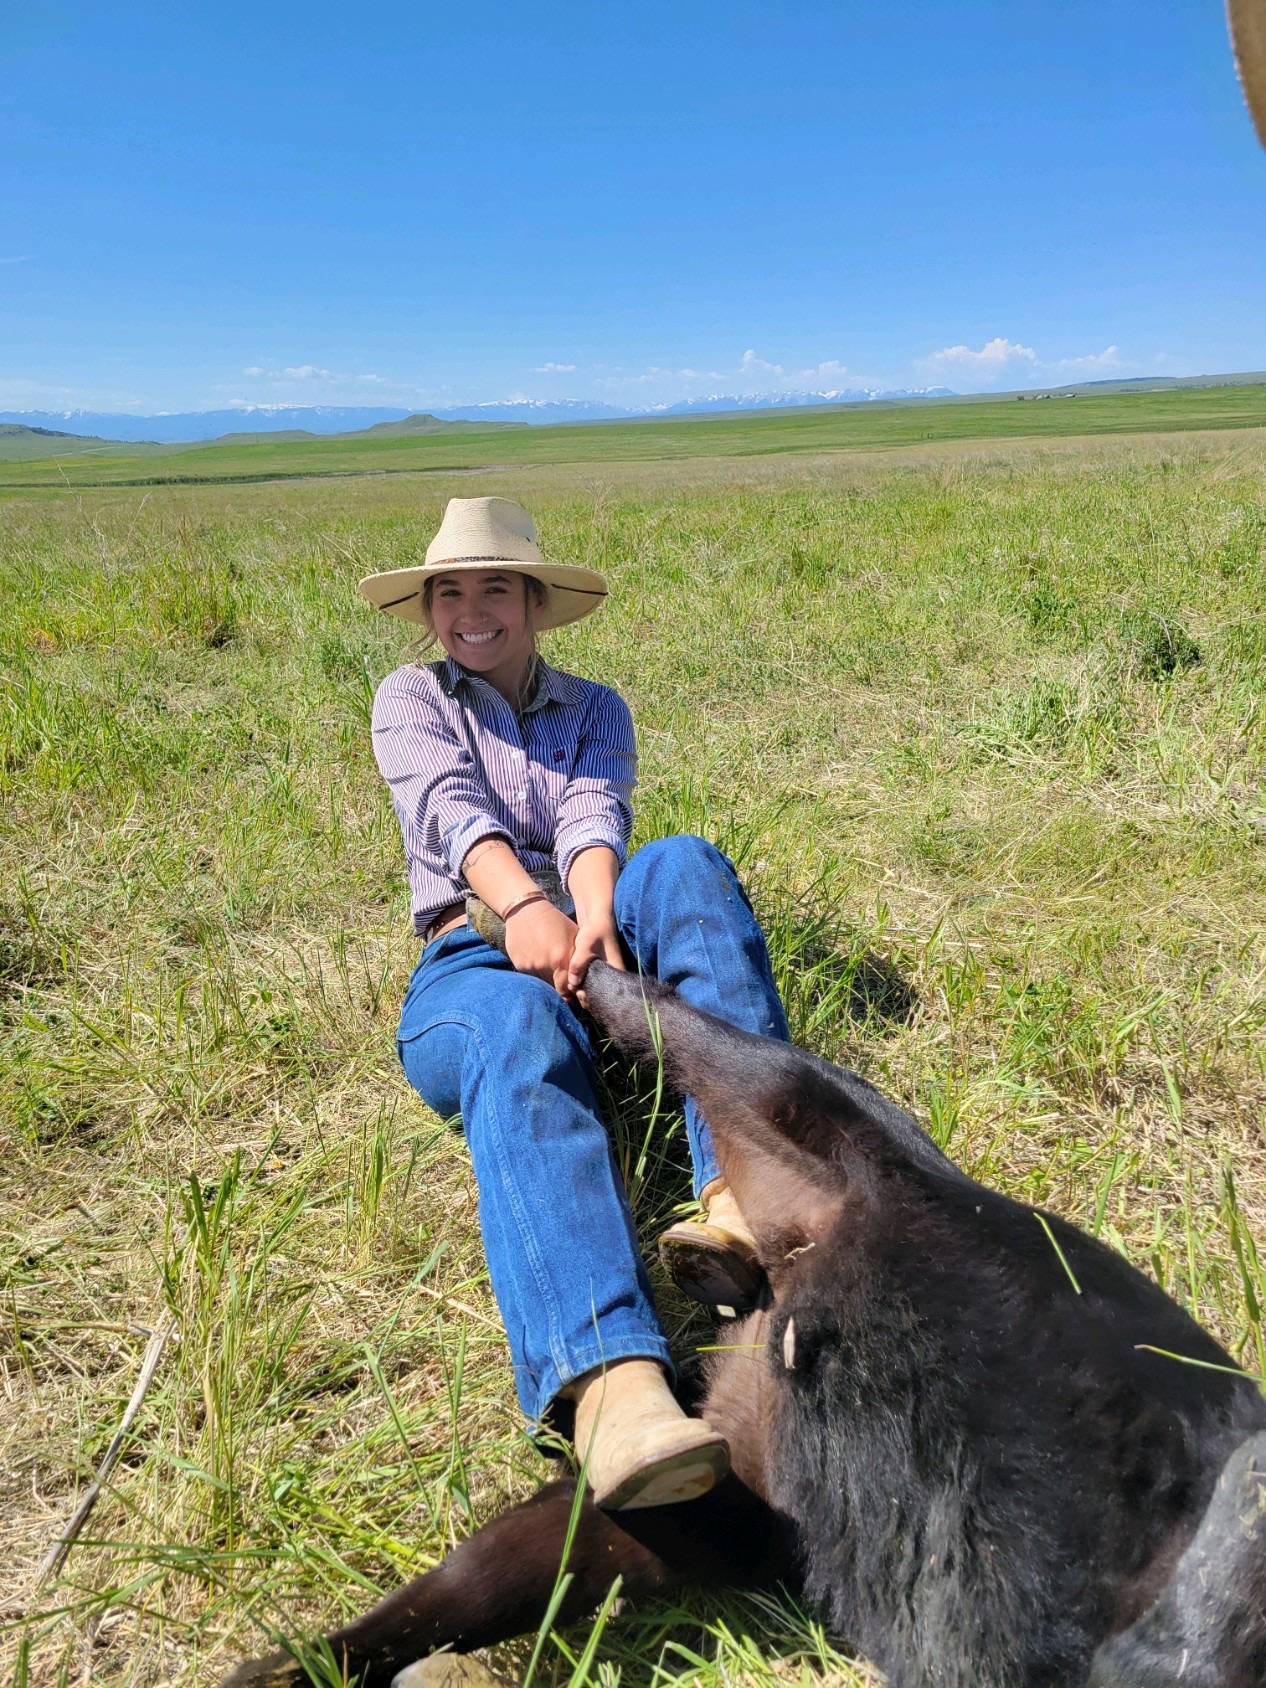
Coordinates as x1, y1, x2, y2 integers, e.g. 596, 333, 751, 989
3, 0, 1264, 413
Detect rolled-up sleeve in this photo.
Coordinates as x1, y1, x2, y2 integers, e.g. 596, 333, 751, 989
371, 669, 508, 879
554, 690, 637, 891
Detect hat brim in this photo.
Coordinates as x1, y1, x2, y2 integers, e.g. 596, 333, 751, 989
358, 558, 609, 631
1230, 0, 1266, 147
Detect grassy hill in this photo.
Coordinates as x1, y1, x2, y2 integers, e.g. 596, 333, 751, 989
2, 381, 1264, 490
345, 412, 528, 438
0, 423, 167, 460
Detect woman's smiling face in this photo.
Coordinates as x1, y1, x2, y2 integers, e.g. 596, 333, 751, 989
428, 569, 541, 697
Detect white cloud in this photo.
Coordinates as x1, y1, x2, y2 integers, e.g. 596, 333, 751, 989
805, 360, 852, 382
0, 373, 158, 410
0, 254, 32, 266
240, 364, 387, 385
1051, 345, 1122, 373
918, 338, 1139, 391
590, 349, 905, 403
7, 337, 1167, 419
595, 364, 727, 388
740, 348, 785, 375
924, 337, 1038, 372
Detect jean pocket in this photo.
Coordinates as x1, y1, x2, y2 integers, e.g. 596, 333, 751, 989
398, 1006, 475, 1053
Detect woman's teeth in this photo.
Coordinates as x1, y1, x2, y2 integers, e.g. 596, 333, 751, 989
459, 630, 500, 645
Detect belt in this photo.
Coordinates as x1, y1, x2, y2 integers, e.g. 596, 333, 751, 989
421, 901, 468, 946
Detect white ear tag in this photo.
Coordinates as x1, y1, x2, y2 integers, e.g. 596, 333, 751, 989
782, 1317, 797, 1371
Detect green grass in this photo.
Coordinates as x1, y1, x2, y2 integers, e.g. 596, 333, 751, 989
3, 431, 1265, 1687
2, 381, 1266, 489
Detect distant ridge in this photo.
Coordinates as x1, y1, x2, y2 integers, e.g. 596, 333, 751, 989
209, 430, 320, 445
0, 406, 414, 445
0, 412, 525, 459
420, 389, 956, 425
0, 422, 80, 440
0, 392, 963, 442
2, 372, 1264, 454
341, 412, 527, 438
0, 422, 164, 460
0, 404, 539, 444
2, 379, 1264, 482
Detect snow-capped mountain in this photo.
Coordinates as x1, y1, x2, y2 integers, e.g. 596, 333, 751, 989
0, 388, 957, 443
0, 406, 415, 443
425, 389, 955, 424
653, 387, 953, 415
430, 400, 631, 424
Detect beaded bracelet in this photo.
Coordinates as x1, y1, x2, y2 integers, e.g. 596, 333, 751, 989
500, 890, 550, 922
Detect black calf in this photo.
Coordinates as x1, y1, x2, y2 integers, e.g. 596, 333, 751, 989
221, 962, 1266, 1688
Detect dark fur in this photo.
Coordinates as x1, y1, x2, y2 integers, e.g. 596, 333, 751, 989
221, 964, 1266, 1688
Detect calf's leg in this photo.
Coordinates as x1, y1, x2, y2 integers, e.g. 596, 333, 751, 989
218, 1475, 792, 1688
1087, 1431, 1266, 1688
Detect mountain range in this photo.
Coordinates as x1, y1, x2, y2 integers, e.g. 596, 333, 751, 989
5, 372, 1265, 449
0, 388, 954, 443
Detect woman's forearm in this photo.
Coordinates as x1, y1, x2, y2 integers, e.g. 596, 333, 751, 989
460, 836, 540, 916
567, 845, 620, 929
461, 836, 579, 994
565, 846, 625, 993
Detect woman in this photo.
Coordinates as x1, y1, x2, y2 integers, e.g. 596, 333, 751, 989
360, 496, 790, 1511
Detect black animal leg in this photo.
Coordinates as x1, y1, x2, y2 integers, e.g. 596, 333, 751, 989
218, 1475, 793, 1688
1087, 1430, 1266, 1688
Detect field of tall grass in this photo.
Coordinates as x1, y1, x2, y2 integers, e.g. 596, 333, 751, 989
3, 431, 1265, 1686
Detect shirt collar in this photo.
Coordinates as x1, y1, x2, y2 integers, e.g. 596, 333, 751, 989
439, 654, 577, 711
527, 660, 575, 712
439, 655, 465, 696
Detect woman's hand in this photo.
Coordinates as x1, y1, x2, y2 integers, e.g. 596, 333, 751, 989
567, 918, 627, 999
504, 900, 580, 995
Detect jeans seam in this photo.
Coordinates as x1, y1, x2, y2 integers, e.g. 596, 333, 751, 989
463, 1016, 573, 1388
399, 987, 664, 1416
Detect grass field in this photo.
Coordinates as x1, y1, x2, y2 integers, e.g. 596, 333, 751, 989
3, 381, 1266, 491
3, 425, 1266, 1687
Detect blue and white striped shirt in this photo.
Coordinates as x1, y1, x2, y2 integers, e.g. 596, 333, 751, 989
371, 656, 637, 935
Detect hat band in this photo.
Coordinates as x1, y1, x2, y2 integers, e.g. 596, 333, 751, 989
425, 559, 607, 596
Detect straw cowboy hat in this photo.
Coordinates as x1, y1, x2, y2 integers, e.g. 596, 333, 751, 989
1229, 0, 1266, 147
359, 496, 608, 630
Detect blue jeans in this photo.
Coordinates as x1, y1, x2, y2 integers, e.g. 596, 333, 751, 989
396, 834, 790, 1422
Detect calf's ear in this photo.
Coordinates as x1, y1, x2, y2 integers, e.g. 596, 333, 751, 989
712, 1123, 846, 1265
